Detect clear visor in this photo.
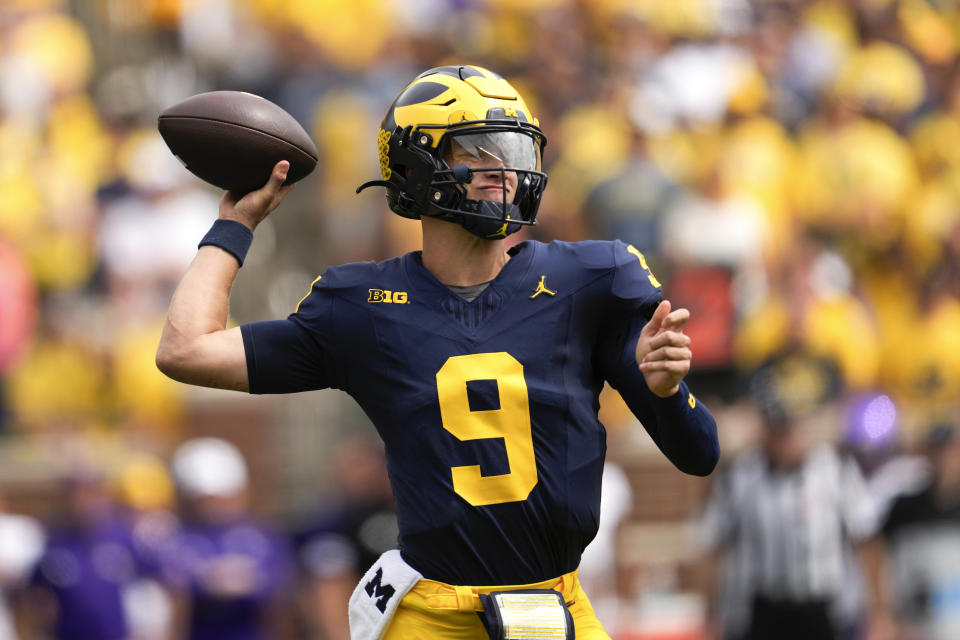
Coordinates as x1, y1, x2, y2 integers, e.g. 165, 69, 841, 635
445, 130, 541, 172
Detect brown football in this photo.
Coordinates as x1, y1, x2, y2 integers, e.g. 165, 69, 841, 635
158, 90, 318, 194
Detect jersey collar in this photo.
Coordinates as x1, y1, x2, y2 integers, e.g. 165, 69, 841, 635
401, 241, 538, 304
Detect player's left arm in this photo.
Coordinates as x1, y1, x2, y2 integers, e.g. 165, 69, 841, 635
600, 242, 719, 476
609, 319, 719, 476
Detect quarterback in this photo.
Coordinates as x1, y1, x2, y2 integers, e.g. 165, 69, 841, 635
156, 65, 719, 639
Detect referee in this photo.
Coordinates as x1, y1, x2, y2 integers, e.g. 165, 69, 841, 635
696, 358, 880, 640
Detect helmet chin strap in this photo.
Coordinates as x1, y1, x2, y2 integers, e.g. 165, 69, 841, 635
452, 200, 524, 239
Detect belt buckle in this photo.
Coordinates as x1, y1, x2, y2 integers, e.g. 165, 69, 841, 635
479, 589, 574, 639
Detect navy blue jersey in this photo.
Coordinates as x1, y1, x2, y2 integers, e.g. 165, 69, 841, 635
241, 239, 718, 585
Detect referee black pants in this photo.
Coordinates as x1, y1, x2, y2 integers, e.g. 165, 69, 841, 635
744, 596, 837, 640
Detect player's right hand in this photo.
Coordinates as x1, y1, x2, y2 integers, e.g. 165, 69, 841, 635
219, 160, 295, 231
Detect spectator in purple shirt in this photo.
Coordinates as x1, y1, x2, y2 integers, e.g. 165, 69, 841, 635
24, 468, 156, 640
164, 437, 291, 640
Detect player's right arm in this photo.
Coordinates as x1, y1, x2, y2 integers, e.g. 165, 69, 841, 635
155, 161, 293, 391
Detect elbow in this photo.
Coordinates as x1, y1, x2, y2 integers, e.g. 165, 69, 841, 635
691, 443, 721, 477
679, 411, 721, 477
678, 438, 720, 477
155, 340, 188, 382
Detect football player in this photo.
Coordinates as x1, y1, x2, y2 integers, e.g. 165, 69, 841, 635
156, 65, 719, 640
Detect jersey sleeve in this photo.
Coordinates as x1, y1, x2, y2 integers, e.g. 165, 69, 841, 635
597, 245, 719, 476
610, 239, 664, 320
240, 274, 339, 394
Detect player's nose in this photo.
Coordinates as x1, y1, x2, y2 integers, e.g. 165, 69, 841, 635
476, 166, 507, 184
478, 162, 515, 179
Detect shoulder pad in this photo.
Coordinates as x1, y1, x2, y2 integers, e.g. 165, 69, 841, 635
320, 260, 391, 289
294, 257, 405, 315
293, 271, 332, 317
545, 239, 620, 271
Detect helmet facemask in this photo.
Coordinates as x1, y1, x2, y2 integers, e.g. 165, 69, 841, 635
428, 126, 547, 238
359, 121, 548, 240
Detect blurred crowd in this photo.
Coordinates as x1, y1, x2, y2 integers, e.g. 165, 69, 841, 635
0, 434, 397, 639
1, 0, 960, 638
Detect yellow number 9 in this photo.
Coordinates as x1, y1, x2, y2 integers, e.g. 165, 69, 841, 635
436, 352, 538, 506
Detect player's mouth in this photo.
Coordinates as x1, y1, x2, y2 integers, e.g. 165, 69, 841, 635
479, 185, 509, 198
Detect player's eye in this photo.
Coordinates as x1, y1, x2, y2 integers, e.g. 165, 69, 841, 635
455, 151, 481, 164
450, 145, 481, 164
476, 146, 505, 165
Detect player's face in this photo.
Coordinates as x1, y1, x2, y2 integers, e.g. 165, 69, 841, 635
446, 131, 539, 205
448, 141, 517, 203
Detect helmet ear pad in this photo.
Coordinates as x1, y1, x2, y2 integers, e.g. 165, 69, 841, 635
381, 127, 441, 220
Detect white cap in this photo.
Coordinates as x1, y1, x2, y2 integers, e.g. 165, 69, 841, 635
0, 514, 45, 578
171, 437, 248, 497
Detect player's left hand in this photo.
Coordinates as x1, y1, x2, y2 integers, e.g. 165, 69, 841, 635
636, 300, 692, 398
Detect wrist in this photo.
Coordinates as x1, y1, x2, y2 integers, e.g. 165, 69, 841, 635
199, 219, 254, 266
650, 384, 681, 398
646, 381, 688, 407
217, 213, 257, 233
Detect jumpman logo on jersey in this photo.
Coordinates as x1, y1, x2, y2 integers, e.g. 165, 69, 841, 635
530, 275, 556, 299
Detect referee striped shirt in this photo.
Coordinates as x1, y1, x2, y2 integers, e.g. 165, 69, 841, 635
698, 445, 879, 634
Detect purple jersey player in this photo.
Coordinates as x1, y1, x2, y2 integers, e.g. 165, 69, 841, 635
163, 438, 291, 640
27, 471, 156, 640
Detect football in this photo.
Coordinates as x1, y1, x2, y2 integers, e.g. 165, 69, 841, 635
158, 90, 318, 194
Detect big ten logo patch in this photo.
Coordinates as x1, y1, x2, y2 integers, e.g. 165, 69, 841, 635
377, 129, 392, 180
368, 289, 409, 304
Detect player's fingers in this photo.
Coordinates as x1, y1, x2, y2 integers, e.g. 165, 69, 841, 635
662, 307, 690, 332
247, 161, 289, 202
641, 346, 692, 364
646, 330, 692, 351
242, 161, 290, 208
638, 359, 691, 374
641, 300, 671, 337
270, 182, 296, 209
220, 188, 242, 206
263, 161, 290, 194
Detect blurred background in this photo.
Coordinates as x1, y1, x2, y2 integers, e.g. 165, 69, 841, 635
1, 0, 959, 638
